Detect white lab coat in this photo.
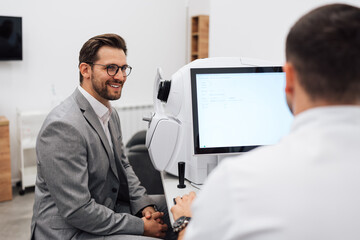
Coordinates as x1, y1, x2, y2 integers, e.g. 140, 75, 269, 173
185, 106, 360, 240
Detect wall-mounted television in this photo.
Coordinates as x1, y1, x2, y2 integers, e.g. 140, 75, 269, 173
0, 16, 22, 61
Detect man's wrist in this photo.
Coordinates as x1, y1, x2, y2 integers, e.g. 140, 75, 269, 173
137, 205, 158, 217
143, 204, 158, 212
151, 204, 158, 212
178, 228, 186, 240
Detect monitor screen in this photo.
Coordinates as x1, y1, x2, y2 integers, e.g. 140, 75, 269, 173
0, 16, 22, 61
191, 67, 293, 154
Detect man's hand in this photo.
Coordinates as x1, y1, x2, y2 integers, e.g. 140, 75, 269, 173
142, 206, 164, 224
142, 206, 157, 219
142, 211, 168, 238
171, 191, 197, 221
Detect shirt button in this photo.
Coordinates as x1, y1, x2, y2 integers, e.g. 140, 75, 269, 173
112, 188, 117, 193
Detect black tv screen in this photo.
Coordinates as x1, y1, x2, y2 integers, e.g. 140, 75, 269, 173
0, 16, 22, 61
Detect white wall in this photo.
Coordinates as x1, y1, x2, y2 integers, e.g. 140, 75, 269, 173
209, 0, 360, 64
3, 0, 357, 183
0, 0, 188, 182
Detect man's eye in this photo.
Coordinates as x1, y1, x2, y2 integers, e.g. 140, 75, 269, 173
107, 65, 117, 71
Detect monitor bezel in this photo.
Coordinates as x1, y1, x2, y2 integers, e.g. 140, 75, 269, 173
191, 66, 284, 155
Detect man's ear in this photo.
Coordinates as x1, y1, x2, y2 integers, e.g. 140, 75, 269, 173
283, 62, 295, 96
79, 62, 91, 80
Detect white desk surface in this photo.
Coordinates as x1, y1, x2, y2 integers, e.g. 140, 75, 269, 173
160, 171, 200, 224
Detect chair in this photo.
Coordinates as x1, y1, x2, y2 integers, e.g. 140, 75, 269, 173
126, 131, 164, 195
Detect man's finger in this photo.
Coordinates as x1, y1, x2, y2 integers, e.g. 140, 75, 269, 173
151, 211, 164, 219
189, 191, 197, 198
145, 211, 151, 219
161, 223, 168, 232
174, 196, 182, 204
156, 218, 164, 224
158, 232, 166, 238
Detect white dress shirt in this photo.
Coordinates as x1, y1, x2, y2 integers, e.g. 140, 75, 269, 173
78, 86, 113, 150
185, 106, 360, 240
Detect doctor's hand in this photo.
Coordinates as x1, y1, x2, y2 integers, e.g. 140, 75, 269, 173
142, 211, 168, 238
171, 191, 197, 221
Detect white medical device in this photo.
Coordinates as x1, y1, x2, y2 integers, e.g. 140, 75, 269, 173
145, 57, 293, 184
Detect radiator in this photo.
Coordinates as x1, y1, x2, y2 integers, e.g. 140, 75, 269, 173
114, 104, 153, 146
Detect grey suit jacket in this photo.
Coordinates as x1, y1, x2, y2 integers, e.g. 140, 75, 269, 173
31, 88, 155, 239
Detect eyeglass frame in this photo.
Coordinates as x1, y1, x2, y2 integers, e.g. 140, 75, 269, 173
86, 62, 132, 77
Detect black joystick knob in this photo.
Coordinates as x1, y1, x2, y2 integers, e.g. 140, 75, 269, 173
177, 161, 186, 189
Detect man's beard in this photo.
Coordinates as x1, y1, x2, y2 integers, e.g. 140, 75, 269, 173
91, 74, 122, 101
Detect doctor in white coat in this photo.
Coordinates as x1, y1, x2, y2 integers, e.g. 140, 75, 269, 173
171, 3, 360, 240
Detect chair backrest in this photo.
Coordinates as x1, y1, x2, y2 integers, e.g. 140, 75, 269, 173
126, 131, 164, 195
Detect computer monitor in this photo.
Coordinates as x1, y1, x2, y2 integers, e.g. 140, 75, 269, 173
147, 58, 295, 184
191, 66, 293, 155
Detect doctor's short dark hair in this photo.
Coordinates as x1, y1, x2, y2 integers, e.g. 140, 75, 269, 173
79, 33, 128, 84
286, 3, 360, 104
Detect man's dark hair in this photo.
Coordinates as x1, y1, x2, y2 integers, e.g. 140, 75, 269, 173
79, 33, 127, 84
286, 4, 360, 103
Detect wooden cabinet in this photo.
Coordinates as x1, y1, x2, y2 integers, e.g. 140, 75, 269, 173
0, 116, 12, 202
191, 15, 209, 61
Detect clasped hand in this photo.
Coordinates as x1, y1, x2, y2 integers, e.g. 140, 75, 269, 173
142, 206, 168, 239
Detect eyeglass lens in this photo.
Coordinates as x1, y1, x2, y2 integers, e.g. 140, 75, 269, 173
107, 65, 132, 77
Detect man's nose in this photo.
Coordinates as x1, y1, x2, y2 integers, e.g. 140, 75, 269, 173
113, 69, 125, 81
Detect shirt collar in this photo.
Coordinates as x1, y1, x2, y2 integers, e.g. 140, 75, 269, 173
291, 106, 360, 133
78, 85, 112, 124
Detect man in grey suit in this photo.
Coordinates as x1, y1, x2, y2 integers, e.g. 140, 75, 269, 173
31, 34, 172, 239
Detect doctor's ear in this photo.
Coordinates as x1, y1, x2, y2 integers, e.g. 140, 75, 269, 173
283, 63, 295, 95
79, 62, 91, 80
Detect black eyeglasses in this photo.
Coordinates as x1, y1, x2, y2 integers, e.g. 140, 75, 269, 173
87, 63, 132, 77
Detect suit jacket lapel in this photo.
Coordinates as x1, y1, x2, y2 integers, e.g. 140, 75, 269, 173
108, 117, 125, 175
72, 89, 119, 180
109, 116, 130, 201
